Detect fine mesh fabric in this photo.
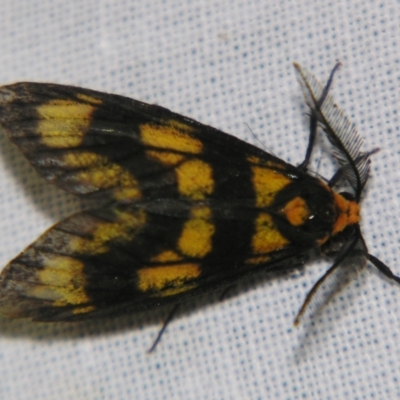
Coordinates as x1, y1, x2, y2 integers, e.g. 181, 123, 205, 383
0, 1, 400, 399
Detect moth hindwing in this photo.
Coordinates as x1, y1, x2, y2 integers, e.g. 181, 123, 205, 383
0, 65, 398, 338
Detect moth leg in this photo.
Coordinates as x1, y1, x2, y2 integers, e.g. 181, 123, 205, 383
219, 285, 237, 301
368, 254, 400, 285
294, 262, 339, 326
147, 304, 180, 353
294, 233, 367, 325
299, 62, 342, 170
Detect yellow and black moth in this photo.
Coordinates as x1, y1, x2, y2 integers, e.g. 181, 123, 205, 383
0, 63, 398, 345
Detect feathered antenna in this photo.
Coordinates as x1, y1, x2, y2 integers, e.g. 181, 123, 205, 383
293, 62, 370, 200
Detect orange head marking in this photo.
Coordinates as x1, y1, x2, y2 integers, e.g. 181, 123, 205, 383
332, 192, 360, 235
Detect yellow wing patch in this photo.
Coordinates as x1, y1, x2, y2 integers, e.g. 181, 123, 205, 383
140, 121, 202, 153
30, 255, 92, 311
73, 164, 140, 195
58, 151, 142, 200
146, 150, 185, 166
176, 159, 214, 200
68, 209, 147, 255
178, 205, 215, 258
252, 212, 289, 254
76, 93, 103, 105
61, 151, 107, 168
151, 250, 183, 263
37, 100, 95, 148
137, 263, 201, 294
251, 166, 292, 207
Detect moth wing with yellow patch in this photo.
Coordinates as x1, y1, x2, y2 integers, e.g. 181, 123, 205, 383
0, 205, 149, 320
0, 82, 299, 203
0, 201, 306, 321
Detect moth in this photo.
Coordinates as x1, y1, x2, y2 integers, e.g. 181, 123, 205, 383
0, 63, 397, 348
